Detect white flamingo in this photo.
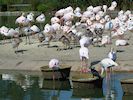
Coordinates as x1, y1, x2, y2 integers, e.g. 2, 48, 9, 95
74, 7, 82, 22
36, 13, 45, 30
103, 5, 107, 13
115, 39, 128, 46
0, 26, 9, 43
108, 48, 117, 61
27, 12, 34, 22
55, 9, 65, 18
49, 59, 59, 69
79, 36, 91, 47
51, 17, 60, 24
49, 59, 60, 80
100, 58, 118, 75
36, 13, 45, 23
93, 6, 102, 13
101, 35, 111, 46
15, 12, 29, 27
108, 1, 117, 11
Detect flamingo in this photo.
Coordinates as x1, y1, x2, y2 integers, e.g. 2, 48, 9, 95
108, 48, 117, 61
79, 46, 89, 72
61, 12, 74, 24
108, 1, 117, 11
26, 12, 34, 26
0, 26, 9, 44
124, 10, 131, 16
49, 59, 60, 80
87, 6, 93, 12
11, 33, 23, 54
49, 59, 59, 69
36, 13, 45, 23
55, 9, 65, 18
55, 25, 72, 50
64, 6, 73, 12
30, 25, 40, 42
43, 24, 56, 47
79, 36, 91, 47
93, 6, 102, 13
103, 5, 107, 13
115, 39, 128, 46
15, 12, 29, 27
36, 13, 45, 30
22, 26, 32, 44
101, 35, 111, 46
74, 7, 82, 22
51, 17, 60, 24
100, 58, 118, 76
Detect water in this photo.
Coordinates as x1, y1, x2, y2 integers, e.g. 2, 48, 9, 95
0, 72, 133, 100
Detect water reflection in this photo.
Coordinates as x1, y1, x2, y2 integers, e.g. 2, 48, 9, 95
0, 75, 24, 100
0, 72, 133, 100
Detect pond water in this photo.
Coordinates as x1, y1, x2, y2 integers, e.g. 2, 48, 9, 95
0, 72, 133, 100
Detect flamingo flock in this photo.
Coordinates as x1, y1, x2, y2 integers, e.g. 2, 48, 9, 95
0, 1, 132, 73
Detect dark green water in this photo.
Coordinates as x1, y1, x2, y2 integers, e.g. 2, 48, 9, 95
0, 72, 133, 100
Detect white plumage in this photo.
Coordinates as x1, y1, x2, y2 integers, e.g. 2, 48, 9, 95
115, 39, 128, 46
101, 35, 111, 45
49, 59, 59, 68
108, 48, 117, 61
108, 1, 117, 11
74, 7, 82, 17
15, 13, 28, 25
93, 6, 102, 13
103, 5, 107, 13
79, 36, 91, 47
79, 47, 89, 60
30, 25, 40, 33
100, 58, 118, 75
36, 13, 45, 23
27, 12, 34, 22
104, 21, 113, 30
0, 26, 9, 36
8, 28, 19, 37
51, 17, 60, 24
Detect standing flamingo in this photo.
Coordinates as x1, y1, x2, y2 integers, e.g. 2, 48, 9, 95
49, 59, 60, 80
108, 48, 117, 61
36, 13, 45, 30
100, 58, 118, 76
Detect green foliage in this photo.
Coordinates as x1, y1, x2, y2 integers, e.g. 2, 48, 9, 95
0, 0, 133, 11
37, 0, 61, 12
0, 0, 20, 4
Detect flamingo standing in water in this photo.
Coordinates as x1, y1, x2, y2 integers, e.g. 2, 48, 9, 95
100, 58, 118, 76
